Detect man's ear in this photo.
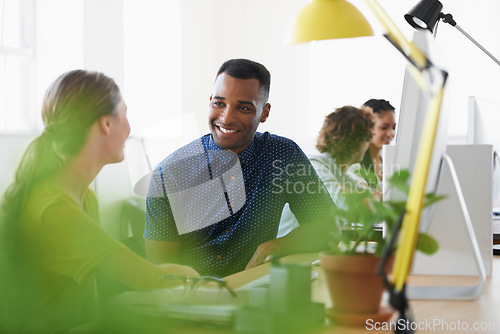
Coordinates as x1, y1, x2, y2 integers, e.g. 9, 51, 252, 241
99, 115, 112, 136
260, 103, 271, 123
209, 95, 213, 106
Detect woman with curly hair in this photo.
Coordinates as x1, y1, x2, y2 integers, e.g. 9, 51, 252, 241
313, 105, 376, 206
278, 106, 375, 237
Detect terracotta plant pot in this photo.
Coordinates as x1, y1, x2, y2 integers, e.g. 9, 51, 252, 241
319, 251, 392, 314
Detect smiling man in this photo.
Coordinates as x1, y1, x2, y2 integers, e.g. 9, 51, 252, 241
143, 59, 336, 277
209, 71, 269, 155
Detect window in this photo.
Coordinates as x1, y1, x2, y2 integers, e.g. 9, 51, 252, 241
0, 0, 34, 131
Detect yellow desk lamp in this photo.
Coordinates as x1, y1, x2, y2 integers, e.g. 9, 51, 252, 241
286, 0, 374, 43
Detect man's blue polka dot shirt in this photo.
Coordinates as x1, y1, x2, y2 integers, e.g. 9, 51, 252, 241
143, 132, 335, 277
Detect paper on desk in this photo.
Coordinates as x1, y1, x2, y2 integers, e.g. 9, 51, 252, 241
236, 270, 319, 291
112, 286, 246, 305
108, 286, 246, 325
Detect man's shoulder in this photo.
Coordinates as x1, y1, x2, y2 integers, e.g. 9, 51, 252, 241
256, 132, 300, 150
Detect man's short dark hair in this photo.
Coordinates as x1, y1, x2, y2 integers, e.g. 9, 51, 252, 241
362, 99, 395, 114
216, 59, 271, 103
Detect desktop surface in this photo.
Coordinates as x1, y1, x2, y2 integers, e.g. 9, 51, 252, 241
104, 253, 500, 334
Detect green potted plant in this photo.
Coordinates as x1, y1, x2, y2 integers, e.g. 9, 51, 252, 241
319, 169, 441, 324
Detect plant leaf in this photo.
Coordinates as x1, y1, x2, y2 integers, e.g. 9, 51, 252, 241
424, 193, 447, 208
416, 233, 439, 255
327, 168, 444, 257
388, 169, 411, 194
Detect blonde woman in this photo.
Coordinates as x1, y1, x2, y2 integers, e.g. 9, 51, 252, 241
0, 70, 198, 333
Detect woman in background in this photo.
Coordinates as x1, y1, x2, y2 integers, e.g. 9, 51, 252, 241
0, 70, 198, 333
360, 99, 396, 189
313, 105, 377, 207
278, 106, 375, 236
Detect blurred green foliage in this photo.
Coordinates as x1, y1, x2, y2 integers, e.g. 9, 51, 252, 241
329, 169, 442, 257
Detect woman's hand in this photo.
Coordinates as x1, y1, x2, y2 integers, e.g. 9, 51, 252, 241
157, 264, 200, 288
158, 263, 200, 279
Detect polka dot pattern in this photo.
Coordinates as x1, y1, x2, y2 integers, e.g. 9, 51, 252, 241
144, 132, 335, 277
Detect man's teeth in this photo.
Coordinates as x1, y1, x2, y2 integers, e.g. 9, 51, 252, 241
219, 126, 237, 134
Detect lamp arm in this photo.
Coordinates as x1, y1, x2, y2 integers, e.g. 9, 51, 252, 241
441, 13, 500, 67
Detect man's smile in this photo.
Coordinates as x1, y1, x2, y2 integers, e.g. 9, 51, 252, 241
214, 123, 240, 135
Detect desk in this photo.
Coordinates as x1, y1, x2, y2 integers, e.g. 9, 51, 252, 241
107, 254, 500, 334
225, 253, 500, 334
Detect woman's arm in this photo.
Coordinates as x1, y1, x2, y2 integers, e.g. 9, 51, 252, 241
97, 247, 199, 290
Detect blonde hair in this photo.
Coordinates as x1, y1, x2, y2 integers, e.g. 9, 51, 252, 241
0, 69, 120, 259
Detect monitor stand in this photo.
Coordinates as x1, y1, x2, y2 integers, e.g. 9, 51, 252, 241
407, 153, 487, 300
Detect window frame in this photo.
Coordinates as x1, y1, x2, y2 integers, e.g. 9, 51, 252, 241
0, 0, 35, 132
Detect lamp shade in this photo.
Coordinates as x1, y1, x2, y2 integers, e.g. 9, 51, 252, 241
288, 0, 373, 44
404, 0, 443, 33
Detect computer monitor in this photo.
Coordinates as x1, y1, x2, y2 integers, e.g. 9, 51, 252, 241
384, 32, 486, 299
383, 30, 449, 231
384, 31, 489, 299
467, 96, 500, 210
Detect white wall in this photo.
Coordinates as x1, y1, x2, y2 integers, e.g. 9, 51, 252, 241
145, 0, 500, 154
20, 0, 500, 152
34, 0, 85, 128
